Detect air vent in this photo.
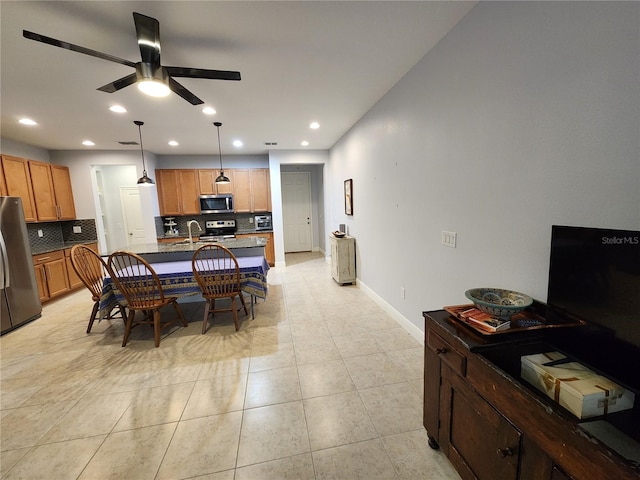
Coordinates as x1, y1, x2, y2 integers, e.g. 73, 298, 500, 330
264, 142, 278, 146
118, 141, 139, 145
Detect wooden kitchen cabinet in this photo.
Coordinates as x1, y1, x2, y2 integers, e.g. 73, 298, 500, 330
233, 168, 271, 213
33, 250, 70, 302
198, 169, 234, 195
29, 160, 76, 221
423, 311, 639, 480
236, 232, 274, 266
1, 155, 37, 221
0, 159, 6, 196
156, 169, 200, 216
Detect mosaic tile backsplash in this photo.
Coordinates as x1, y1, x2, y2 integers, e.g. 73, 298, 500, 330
27, 219, 98, 254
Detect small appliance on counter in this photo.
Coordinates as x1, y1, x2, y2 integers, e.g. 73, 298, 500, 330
254, 214, 272, 231
164, 217, 179, 236
199, 220, 237, 241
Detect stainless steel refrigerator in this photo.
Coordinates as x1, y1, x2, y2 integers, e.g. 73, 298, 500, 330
1, 197, 42, 334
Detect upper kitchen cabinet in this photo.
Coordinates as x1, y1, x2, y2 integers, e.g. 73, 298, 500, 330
156, 169, 200, 216
1, 155, 37, 221
29, 161, 76, 221
233, 168, 271, 213
197, 169, 234, 195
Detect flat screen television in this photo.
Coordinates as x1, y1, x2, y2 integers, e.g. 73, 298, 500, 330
547, 225, 640, 391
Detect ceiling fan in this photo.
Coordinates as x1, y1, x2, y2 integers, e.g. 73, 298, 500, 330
23, 12, 241, 105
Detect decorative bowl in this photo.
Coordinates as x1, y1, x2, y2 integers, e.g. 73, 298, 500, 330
464, 288, 533, 320
333, 231, 346, 238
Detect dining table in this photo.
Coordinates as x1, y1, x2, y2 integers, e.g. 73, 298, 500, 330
98, 255, 270, 320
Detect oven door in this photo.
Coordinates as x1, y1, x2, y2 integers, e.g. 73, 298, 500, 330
199, 195, 234, 214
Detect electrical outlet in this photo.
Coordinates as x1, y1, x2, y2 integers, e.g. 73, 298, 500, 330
38, 229, 44, 238
442, 231, 457, 248
249, 218, 254, 224
73, 226, 82, 233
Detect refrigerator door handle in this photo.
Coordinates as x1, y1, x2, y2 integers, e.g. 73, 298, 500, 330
0, 230, 9, 289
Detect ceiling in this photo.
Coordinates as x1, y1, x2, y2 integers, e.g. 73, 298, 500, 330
1, 1, 475, 155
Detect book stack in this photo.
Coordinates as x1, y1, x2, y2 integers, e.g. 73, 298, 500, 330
458, 307, 511, 333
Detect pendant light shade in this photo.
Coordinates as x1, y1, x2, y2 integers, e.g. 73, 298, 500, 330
214, 121, 230, 184
134, 120, 155, 185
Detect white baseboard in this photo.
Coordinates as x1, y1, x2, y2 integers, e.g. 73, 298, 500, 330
357, 279, 424, 345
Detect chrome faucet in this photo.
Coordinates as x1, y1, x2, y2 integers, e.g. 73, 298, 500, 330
187, 220, 202, 244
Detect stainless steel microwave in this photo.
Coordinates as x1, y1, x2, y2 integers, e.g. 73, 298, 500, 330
199, 194, 234, 214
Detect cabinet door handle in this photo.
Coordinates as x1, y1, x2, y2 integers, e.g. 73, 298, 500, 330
435, 347, 449, 355
496, 447, 514, 458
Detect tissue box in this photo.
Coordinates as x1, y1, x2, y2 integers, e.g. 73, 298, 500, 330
520, 352, 635, 419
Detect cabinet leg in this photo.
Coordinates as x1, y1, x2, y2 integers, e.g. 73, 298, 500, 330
428, 435, 439, 450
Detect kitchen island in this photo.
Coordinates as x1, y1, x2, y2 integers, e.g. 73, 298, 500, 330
106, 236, 268, 263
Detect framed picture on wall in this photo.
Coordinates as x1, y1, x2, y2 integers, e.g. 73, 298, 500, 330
344, 179, 353, 215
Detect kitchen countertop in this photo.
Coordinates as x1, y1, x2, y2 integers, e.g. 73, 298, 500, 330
31, 239, 98, 256
109, 236, 268, 256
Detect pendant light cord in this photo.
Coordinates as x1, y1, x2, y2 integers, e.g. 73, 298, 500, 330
136, 121, 147, 175
216, 123, 223, 172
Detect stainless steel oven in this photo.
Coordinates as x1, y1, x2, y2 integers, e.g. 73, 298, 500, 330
254, 215, 272, 231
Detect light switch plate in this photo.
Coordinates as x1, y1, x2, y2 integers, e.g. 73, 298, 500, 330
442, 231, 457, 248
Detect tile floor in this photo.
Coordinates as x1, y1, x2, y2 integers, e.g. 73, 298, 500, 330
0, 252, 461, 480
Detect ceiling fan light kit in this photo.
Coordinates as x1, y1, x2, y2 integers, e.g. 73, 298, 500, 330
23, 11, 241, 105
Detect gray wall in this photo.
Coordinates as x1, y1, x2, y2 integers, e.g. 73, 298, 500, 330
328, 2, 640, 333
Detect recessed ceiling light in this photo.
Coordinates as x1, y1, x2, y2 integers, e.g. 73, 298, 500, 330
82, 140, 95, 146
301, 140, 309, 146
168, 140, 179, 147
233, 140, 243, 148
310, 121, 320, 129
19, 118, 37, 126
109, 105, 127, 113
202, 106, 216, 115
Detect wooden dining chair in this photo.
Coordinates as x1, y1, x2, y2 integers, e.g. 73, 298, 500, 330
70, 244, 126, 333
192, 244, 248, 333
107, 251, 188, 347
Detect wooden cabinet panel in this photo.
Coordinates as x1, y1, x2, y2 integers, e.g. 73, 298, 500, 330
34, 264, 48, 302
250, 168, 271, 212
29, 160, 58, 221
157, 169, 200, 215
233, 169, 252, 212
1, 155, 37, 221
198, 169, 234, 195
0, 159, 6, 196
51, 165, 76, 220
236, 232, 274, 266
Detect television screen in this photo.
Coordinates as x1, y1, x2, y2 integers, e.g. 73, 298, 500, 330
547, 225, 640, 348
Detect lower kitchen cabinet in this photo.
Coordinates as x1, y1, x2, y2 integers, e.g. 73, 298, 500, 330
33, 243, 97, 303
33, 250, 70, 302
236, 232, 274, 266
423, 311, 639, 480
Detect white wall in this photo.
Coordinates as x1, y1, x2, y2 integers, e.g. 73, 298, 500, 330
328, 2, 640, 332
1, 138, 50, 162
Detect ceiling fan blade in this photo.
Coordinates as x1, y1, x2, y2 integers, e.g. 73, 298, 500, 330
23, 30, 136, 68
133, 12, 161, 67
97, 73, 138, 93
168, 77, 204, 105
166, 66, 241, 81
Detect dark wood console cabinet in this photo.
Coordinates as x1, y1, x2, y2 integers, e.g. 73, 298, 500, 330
423, 310, 639, 480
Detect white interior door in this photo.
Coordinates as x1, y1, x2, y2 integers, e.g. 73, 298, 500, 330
282, 172, 312, 252
120, 187, 146, 246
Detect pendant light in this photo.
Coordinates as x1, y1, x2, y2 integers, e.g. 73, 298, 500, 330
134, 120, 154, 185
214, 121, 230, 184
